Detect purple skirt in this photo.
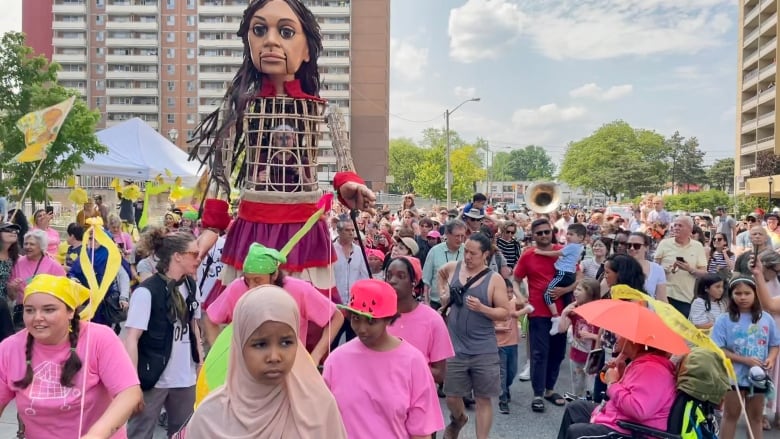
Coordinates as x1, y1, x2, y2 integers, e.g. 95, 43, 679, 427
221, 217, 335, 272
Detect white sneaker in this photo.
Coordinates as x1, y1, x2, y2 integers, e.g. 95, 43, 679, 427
518, 361, 531, 381
549, 316, 561, 336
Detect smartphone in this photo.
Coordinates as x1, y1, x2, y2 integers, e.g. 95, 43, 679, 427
703, 231, 711, 240
676, 256, 685, 263
751, 246, 759, 268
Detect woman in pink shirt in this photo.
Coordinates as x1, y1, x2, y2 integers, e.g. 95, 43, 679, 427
107, 214, 133, 257
31, 209, 61, 256
386, 256, 454, 384
323, 279, 444, 439
0, 274, 141, 438
7, 230, 66, 301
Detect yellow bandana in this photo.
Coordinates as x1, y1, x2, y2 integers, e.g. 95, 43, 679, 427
24, 274, 91, 313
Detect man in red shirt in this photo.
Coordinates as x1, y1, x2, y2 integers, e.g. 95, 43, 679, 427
514, 218, 580, 413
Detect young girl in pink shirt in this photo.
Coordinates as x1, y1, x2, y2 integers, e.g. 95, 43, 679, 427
323, 279, 444, 438
0, 274, 141, 438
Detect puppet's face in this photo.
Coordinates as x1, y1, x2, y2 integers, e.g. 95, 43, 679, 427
248, 0, 310, 81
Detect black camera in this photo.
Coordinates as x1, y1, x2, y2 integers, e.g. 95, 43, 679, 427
449, 286, 465, 307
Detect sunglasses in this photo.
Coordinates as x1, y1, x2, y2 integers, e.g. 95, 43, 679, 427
624, 243, 643, 250
534, 230, 552, 236
748, 218, 757, 222
180, 251, 200, 258
505, 230, 516, 235
714, 237, 725, 242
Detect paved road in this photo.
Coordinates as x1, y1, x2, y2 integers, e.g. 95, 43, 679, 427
0, 347, 776, 438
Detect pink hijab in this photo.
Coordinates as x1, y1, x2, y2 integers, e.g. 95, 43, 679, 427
186, 286, 346, 438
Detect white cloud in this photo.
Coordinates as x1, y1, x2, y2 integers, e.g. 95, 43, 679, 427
390, 38, 429, 81
448, 0, 732, 61
511, 103, 587, 127
448, 0, 526, 63
454, 86, 477, 99
569, 83, 634, 101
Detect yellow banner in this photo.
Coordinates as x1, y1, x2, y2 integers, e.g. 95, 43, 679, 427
77, 218, 122, 320
14, 96, 76, 163
611, 285, 737, 382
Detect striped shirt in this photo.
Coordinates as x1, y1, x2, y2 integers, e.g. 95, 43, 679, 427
496, 237, 521, 268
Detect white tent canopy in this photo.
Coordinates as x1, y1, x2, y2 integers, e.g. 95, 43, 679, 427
76, 118, 202, 186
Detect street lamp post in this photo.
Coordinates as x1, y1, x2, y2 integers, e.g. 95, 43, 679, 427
769, 176, 774, 209
445, 97, 481, 208
167, 128, 179, 145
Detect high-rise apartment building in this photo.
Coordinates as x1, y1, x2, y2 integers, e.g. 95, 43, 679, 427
736, 0, 778, 198
23, 0, 389, 190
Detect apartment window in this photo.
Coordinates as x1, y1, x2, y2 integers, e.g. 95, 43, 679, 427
166, 0, 175, 9
95, 80, 105, 90
167, 97, 175, 107
186, 97, 195, 107
187, 15, 196, 26
167, 81, 175, 91
96, 31, 104, 41
186, 65, 195, 75
167, 32, 175, 42
96, 47, 104, 58
95, 0, 104, 8
167, 64, 175, 74
187, 115, 195, 125
95, 15, 104, 25
186, 0, 195, 8
95, 64, 104, 74
187, 48, 195, 59
95, 97, 104, 107
166, 15, 175, 26
167, 114, 175, 123
186, 32, 195, 43
187, 81, 195, 92
166, 48, 175, 58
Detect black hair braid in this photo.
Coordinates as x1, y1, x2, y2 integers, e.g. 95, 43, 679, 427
60, 313, 82, 388
12, 333, 35, 389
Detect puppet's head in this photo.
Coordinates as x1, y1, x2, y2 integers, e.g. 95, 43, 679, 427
238, 0, 323, 96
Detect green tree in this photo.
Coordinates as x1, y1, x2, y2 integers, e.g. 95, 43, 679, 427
387, 138, 425, 193
0, 32, 103, 204
662, 190, 731, 212
706, 158, 735, 192
488, 151, 512, 181
667, 131, 706, 193
559, 121, 668, 199
750, 150, 780, 177
411, 129, 485, 202
504, 145, 555, 180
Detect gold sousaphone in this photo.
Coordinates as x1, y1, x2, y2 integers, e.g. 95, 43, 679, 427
525, 182, 561, 214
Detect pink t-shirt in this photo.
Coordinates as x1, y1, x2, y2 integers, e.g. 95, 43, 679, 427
113, 232, 133, 253
33, 227, 61, 256
387, 304, 454, 364
0, 322, 139, 439
206, 276, 336, 346
323, 339, 444, 438
11, 256, 66, 299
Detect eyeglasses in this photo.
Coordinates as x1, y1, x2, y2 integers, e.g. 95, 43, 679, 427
625, 243, 643, 250
467, 217, 483, 222
534, 230, 552, 236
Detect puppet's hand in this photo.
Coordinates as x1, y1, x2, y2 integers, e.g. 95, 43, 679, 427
338, 181, 376, 214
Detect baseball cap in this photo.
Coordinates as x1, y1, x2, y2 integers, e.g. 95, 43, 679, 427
0, 222, 20, 233
366, 248, 385, 262
396, 237, 419, 256
338, 279, 397, 319
426, 230, 441, 239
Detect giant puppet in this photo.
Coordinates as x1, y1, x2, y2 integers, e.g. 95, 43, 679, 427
191, 0, 374, 294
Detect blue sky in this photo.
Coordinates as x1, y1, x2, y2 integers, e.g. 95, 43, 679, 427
1, 0, 737, 166
388, 0, 738, 166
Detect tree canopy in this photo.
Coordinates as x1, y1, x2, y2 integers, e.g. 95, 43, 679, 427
0, 32, 104, 203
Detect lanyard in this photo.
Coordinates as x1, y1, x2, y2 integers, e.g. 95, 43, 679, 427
445, 248, 461, 263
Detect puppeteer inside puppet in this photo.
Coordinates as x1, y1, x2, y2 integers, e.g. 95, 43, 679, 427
244, 95, 325, 193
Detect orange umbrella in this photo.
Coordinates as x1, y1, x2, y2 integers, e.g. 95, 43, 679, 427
573, 299, 690, 355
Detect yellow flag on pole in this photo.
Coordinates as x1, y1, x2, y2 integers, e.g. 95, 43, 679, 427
14, 96, 76, 163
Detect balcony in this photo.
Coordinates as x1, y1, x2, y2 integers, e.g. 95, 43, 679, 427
320, 22, 350, 33
105, 4, 159, 14
107, 38, 159, 47
198, 38, 242, 49
198, 21, 239, 31
745, 27, 760, 47
53, 53, 87, 63
198, 5, 244, 15
106, 54, 159, 64
198, 55, 242, 65
197, 71, 234, 81
106, 21, 158, 31
53, 37, 87, 47
198, 104, 220, 114
323, 39, 349, 50
53, 21, 87, 30
743, 62, 775, 90
106, 70, 158, 80
740, 163, 757, 176
106, 104, 158, 113
106, 87, 159, 96
762, 12, 778, 34
758, 135, 776, 151
319, 56, 349, 67
58, 70, 87, 81
199, 88, 225, 98
53, 3, 87, 14
321, 89, 349, 100
309, 6, 350, 16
